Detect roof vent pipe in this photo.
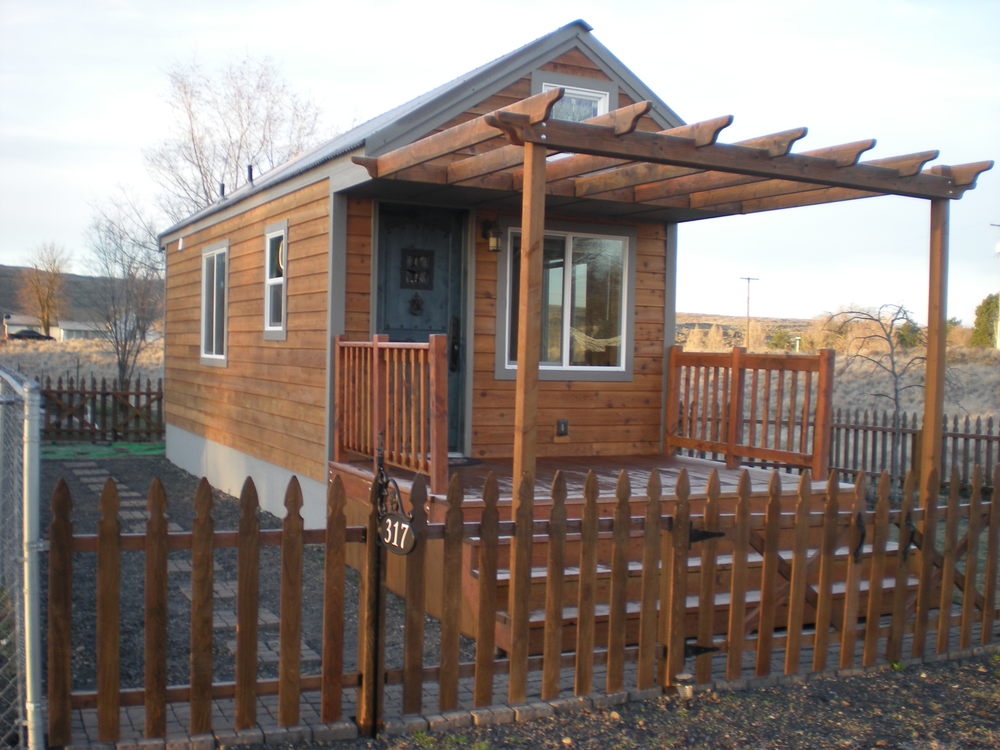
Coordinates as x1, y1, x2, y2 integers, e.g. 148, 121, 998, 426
247, 164, 254, 185
219, 182, 225, 199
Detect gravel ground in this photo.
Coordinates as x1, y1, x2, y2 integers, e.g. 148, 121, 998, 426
40, 454, 1000, 749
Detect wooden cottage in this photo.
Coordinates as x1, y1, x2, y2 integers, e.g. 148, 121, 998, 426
159, 18, 989, 527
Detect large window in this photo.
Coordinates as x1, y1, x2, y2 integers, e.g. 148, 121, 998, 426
506, 230, 628, 373
263, 220, 287, 339
201, 243, 227, 362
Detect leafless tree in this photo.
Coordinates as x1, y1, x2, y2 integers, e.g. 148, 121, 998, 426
144, 57, 321, 223
85, 194, 164, 384
18, 242, 70, 336
827, 304, 925, 485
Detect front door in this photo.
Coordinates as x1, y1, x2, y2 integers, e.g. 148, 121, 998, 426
376, 204, 465, 453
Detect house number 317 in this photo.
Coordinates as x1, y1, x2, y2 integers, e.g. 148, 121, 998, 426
378, 512, 416, 555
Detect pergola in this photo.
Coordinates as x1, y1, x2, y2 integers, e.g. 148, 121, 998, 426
354, 88, 993, 501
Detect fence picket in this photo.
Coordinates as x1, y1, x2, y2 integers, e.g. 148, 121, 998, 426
47, 479, 72, 746
507, 473, 533, 704
473, 474, 500, 706
637, 471, 663, 690
839, 473, 867, 669
783, 471, 811, 675
542, 473, 567, 701
695, 472, 721, 684
754, 472, 782, 676
574, 471, 599, 695
96, 478, 121, 741
912, 468, 940, 659
402, 478, 428, 715
725, 471, 750, 680
235, 479, 260, 730
981, 465, 999, 645
887, 472, 917, 662
189, 478, 214, 735
863, 472, 890, 667
356, 480, 383, 736
606, 471, 631, 693
936, 469, 961, 654
959, 466, 982, 649
438, 474, 463, 711
144, 479, 168, 738
322, 476, 348, 722
812, 476, 839, 673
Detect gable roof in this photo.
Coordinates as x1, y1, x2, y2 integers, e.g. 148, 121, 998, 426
160, 20, 683, 239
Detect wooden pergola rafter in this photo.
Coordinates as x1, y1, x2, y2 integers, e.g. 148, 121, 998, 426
352, 88, 993, 509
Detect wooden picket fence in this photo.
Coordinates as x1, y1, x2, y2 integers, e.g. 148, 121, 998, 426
38, 376, 164, 442
830, 409, 999, 488
47, 463, 1000, 744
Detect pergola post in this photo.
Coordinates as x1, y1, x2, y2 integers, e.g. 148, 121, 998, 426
511, 140, 547, 493
507, 138, 546, 705
920, 198, 949, 493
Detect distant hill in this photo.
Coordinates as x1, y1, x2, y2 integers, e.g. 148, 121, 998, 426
0, 264, 110, 322
675, 312, 814, 347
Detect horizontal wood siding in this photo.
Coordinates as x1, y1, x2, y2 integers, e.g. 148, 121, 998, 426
470, 214, 666, 459
165, 180, 331, 481
345, 198, 373, 340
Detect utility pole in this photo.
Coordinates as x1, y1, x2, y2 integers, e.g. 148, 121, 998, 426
740, 276, 758, 348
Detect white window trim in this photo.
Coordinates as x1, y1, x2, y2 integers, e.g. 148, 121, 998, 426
263, 219, 288, 341
495, 222, 636, 382
541, 82, 610, 120
200, 241, 228, 366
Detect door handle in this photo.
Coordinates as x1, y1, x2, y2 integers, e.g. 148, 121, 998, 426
449, 317, 460, 372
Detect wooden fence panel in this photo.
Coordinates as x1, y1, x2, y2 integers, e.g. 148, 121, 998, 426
912, 468, 940, 659
863, 473, 891, 667
38, 376, 165, 442
839, 474, 867, 669
402, 479, 428, 715
637, 471, 663, 690
754, 473, 782, 677
279, 479, 305, 726
695, 472, 720, 684
959, 467, 982, 649
606, 471, 631, 693
812, 480, 839, 673
322, 477, 347, 722
783, 472, 811, 675
725, 472, 750, 680
473, 474, 499, 707
47, 479, 72, 746
936, 472, 961, 654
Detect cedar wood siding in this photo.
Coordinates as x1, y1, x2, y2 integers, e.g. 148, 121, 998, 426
469, 215, 666, 459
165, 180, 331, 482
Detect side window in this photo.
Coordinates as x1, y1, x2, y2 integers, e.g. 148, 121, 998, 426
201, 242, 228, 364
263, 220, 288, 340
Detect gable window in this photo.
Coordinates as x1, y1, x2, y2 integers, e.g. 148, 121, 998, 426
201, 242, 228, 363
541, 82, 610, 122
263, 220, 288, 340
505, 229, 629, 375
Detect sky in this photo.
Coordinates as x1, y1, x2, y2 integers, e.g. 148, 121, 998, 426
1, 0, 998, 326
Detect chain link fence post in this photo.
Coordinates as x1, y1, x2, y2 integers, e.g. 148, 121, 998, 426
0, 365, 42, 749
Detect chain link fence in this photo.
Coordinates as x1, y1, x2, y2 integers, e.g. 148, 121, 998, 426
0, 366, 41, 748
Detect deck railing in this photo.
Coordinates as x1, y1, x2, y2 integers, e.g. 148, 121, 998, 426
665, 346, 834, 476
333, 335, 448, 493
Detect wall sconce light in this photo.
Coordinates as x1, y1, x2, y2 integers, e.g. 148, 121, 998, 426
481, 221, 502, 253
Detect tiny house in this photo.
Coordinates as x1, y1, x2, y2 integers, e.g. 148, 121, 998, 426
159, 19, 989, 533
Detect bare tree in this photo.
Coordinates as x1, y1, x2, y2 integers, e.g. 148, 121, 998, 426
18, 242, 70, 336
86, 195, 163, 384
145, 57, 321, 223
827, 304, 925, 485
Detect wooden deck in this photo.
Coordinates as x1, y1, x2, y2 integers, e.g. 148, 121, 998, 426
330, 453, 834, 504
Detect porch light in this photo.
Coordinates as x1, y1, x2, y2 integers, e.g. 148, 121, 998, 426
481, 220, 503, 252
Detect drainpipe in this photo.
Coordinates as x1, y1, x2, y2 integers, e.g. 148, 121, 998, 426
21, 379, 42, 750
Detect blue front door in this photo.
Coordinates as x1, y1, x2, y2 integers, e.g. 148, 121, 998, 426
376, 204, 465, 452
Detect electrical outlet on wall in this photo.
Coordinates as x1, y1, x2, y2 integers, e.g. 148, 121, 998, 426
555, 418, 569, 442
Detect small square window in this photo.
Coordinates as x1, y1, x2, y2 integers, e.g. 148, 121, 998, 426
541, 82, 610, 122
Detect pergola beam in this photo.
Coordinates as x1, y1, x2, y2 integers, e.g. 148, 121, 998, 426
577, 127, 807, 198
486, 113, 964, 200
353, 88, 564, 178
445, 100, 652, 184
687, 149, 935, 209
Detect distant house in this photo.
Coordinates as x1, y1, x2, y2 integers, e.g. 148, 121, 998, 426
157, 20, 990, 527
